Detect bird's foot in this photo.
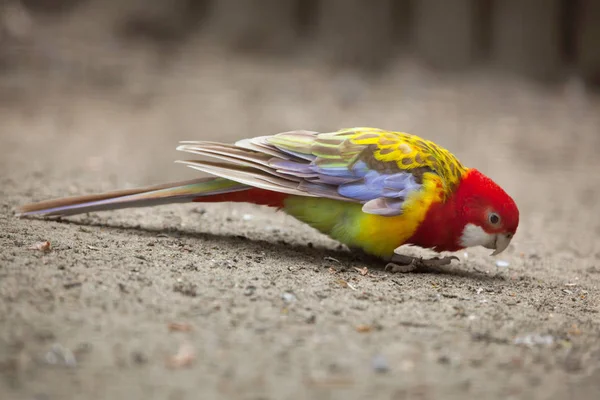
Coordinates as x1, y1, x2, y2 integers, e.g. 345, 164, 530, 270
384, 254, 460, 273
384, 262, 418, 273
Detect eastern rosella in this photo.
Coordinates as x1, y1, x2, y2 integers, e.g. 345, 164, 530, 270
17, 127, 519, 270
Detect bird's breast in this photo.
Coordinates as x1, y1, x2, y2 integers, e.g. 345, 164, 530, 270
282, 183, 444, 259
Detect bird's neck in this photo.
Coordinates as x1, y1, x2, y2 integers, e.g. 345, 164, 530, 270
405, 170, 480, 252
406, 194, 465, 252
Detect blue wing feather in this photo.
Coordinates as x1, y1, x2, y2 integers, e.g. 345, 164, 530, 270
338, 170, 421, 206
272, 157, 422, 216
266, 132, 423, 216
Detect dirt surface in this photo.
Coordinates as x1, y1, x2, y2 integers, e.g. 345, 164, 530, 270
1, 42, 600, 400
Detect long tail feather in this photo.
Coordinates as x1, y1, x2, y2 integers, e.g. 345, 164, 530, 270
16, 177, 249, 218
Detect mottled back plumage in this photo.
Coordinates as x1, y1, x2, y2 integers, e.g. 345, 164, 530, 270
176, 127, 467, 217
344, 127, 467, 191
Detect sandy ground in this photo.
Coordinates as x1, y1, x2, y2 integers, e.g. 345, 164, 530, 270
1, 43, 600, 400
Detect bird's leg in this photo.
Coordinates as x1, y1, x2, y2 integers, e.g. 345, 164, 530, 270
385, 252, 460, 273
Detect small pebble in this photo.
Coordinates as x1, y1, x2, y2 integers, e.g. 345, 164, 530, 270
514, 334, 554, 346
438, 355, 451, 365
281, 292, 296, 303
495, 260, 510, 268
372, 354, 389, 373
166, 342, 196, 369
244, 285, 256, 296
45, 344, 76, 368
30, 241, 51, 252
132, 351, 148, 364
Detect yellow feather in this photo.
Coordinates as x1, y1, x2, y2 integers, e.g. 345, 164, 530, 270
353, 173, 445, 258
283, 172, 446, 259
347, 128, 467, 197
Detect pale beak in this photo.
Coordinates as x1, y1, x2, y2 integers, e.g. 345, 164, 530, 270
490, 234, 512, 256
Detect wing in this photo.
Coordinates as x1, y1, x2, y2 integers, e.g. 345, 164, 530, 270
175, 127, 467, 216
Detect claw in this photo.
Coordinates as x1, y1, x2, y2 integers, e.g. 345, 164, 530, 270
389, 254, 418, 266
385, 262, 418, 273
417, 255, 460, 268
386, 253, 460, 273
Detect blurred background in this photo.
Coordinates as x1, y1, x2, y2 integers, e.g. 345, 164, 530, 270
2, 4, 600, 399
0, 0, 599, 212
3, 0, 600, 83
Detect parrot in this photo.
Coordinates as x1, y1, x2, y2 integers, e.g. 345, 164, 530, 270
17, 127, 519, 271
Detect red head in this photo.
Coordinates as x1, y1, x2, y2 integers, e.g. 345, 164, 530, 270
408, 168, 519, 255
453, 169, 519, 254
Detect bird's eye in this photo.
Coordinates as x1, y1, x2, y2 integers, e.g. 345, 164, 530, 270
488, 212, 501, 225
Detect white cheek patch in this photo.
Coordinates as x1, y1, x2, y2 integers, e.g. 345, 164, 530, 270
460, 223, 495, 249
